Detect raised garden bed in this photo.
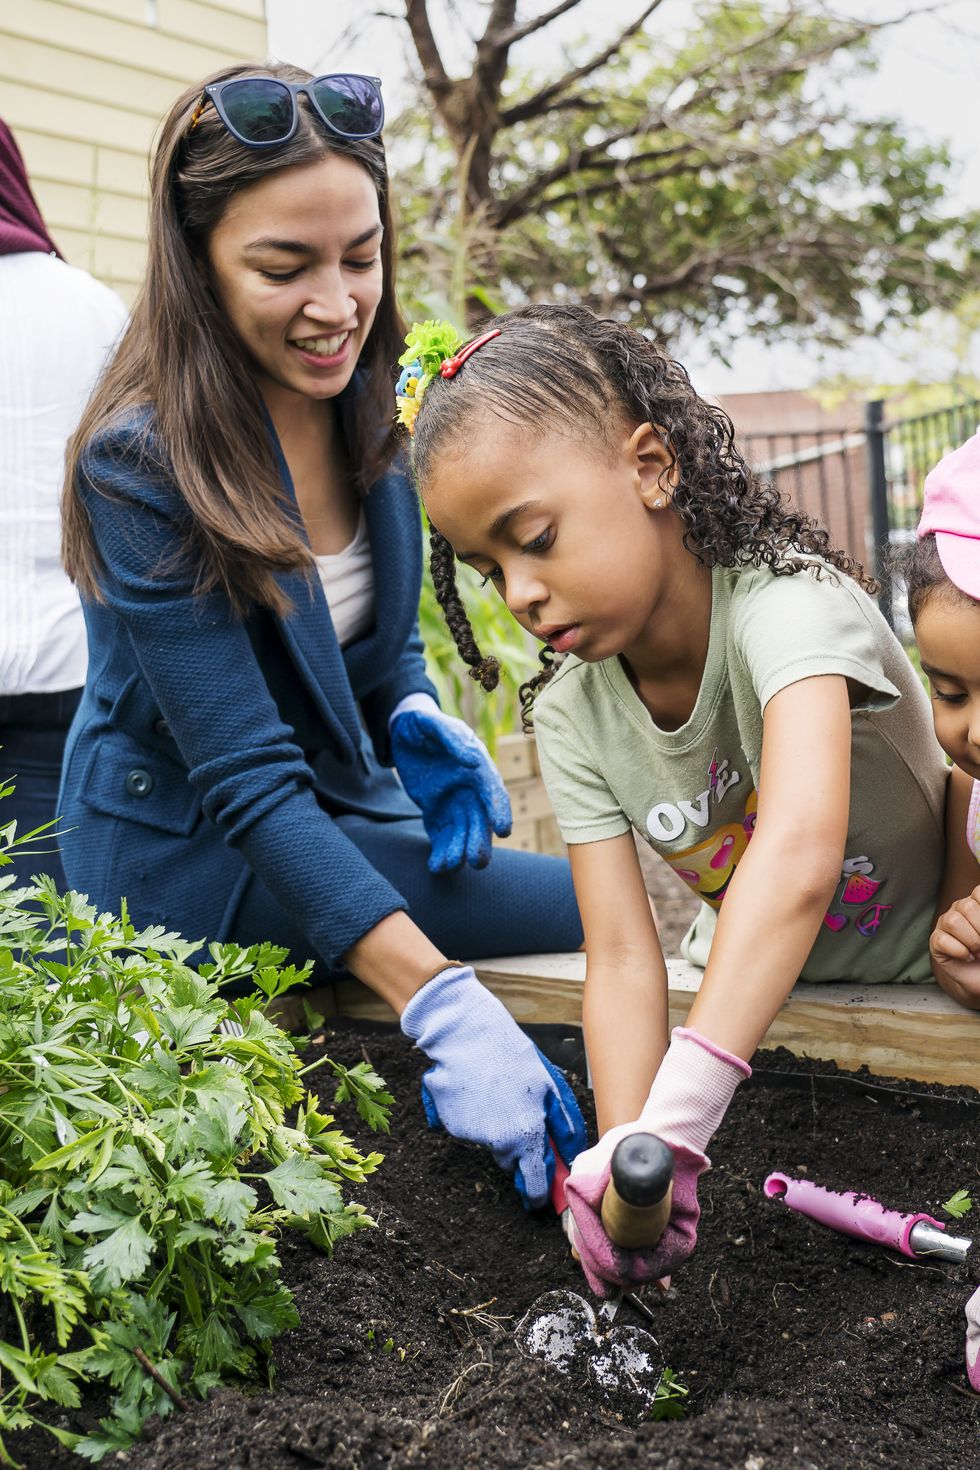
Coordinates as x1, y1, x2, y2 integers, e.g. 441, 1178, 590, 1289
11, 1023, 979, 1470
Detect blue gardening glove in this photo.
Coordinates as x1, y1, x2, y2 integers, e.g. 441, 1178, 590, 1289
390, 695, 511, 873
400, 965, 587, 1209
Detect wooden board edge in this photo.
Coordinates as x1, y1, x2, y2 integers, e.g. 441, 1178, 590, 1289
270, 961, 979, 1089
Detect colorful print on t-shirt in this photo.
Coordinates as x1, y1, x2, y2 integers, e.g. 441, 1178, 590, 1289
821, 856, 892, 939
664, 788, 758, 909
532, 560, 947, 983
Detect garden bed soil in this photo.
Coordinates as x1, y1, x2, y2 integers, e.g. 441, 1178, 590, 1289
12, 1026, 980, 1470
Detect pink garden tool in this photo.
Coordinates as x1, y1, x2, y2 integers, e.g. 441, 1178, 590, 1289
515, 1134, 673, 1419
764, 1173, 973, 1263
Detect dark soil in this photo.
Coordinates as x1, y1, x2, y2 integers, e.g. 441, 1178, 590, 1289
11, 1023, 979, 1470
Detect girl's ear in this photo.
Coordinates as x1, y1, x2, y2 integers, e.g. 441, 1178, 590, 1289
628, 422, 678, 508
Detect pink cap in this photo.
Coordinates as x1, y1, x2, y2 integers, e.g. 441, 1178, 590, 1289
917, 429, 980, 599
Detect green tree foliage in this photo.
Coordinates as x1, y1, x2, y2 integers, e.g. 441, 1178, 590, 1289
395, 0, 979, 343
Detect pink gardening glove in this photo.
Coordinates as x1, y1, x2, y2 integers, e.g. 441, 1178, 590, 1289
967, 1285, 980, 1391
564, 1027, 750, 1298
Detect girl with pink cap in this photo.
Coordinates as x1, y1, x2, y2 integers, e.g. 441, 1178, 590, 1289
906, 428, 980, 1013
903, 428, 980, 1394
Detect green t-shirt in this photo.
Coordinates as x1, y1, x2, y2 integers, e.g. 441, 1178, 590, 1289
533, 560, 947, 984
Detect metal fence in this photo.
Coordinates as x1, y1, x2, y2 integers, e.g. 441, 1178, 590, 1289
741, 397, 980, 630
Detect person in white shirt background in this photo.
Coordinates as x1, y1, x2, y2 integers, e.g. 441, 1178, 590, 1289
0, 118, 127, 888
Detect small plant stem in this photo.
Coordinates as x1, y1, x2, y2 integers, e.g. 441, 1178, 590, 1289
132, 1348, 191, 1412
0, 1203, 40, 1247
297, 1054, 340, 1078
0, 1106, 47, 1155
12, 1299, 32, 1357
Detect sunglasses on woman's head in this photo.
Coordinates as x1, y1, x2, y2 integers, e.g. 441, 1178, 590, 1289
188, 74, 384, 147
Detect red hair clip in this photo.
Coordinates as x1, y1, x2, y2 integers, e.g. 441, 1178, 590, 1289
440, 329, 501, 378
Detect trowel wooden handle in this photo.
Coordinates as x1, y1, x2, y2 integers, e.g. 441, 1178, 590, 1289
601, 1132, 674, 1249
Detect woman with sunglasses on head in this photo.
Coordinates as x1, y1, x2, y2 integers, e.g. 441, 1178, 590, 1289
59, 64, 586, 1207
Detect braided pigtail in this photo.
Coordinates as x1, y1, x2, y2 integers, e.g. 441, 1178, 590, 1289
429, 528, 501, 693
518, 644, 566, 733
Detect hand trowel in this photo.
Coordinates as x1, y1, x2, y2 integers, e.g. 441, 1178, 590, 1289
515, 1132, 674, 1416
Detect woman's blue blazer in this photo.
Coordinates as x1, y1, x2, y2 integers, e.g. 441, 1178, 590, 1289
58, 388, 437, 968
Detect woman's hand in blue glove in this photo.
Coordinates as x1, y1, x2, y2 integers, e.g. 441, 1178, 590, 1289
389, 695, 511, 872
400, 964, 587, 1208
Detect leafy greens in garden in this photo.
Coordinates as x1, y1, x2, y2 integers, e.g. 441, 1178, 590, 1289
0, 810, 391, 1463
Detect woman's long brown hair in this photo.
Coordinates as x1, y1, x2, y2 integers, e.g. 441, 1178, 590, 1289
62, 62, 404, 617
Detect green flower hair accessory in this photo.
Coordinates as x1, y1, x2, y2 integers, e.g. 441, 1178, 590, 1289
395, 319, 463, 435
399, 320, 464, 378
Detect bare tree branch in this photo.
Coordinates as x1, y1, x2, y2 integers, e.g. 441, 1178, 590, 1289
662, 4, 943, 134
533, 158, 724, 212
598, 223, 950, 309
405, 0, 451, 96
500, 5, 872, 133
499, 0, 667, 126
667, 22, 872, 128
525, 121, 829, 213
475, 0, 518, 66
495, 0, 586, 50
662, 11, 799, 109
494, 133, 699, 223
539, 96, 607, 116
494, 99, 841, 226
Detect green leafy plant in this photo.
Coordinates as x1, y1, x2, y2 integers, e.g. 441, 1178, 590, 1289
941, 1189, 973, 1221
0, 817, 390, 1464
649, 1367, 690, 1422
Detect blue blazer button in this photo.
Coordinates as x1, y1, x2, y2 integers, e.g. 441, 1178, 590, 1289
126, 768, 154, 797
154, 718, 172, 737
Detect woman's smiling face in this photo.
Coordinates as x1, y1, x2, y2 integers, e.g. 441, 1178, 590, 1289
205, 151, 383, 401
421, 417, 681, 662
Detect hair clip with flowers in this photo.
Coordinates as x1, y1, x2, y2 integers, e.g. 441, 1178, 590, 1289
395, 320, 501, 435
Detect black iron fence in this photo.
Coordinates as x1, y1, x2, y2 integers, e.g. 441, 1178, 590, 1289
741, 396, 980, 630
867, 398, 980, 628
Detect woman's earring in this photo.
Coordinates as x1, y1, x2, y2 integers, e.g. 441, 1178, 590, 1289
654, 498, 664, 508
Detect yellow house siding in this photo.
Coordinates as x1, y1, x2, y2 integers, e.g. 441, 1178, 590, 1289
0, 0, 268, 303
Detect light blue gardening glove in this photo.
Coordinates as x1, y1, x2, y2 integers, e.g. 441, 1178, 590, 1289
389, 694, 511, 873
400, 965, 587, 1209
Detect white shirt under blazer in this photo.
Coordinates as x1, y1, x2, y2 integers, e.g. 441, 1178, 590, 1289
314, 510, 376, 649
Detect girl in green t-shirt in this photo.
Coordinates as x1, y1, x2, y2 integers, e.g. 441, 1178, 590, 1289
398, 305, 949, 1302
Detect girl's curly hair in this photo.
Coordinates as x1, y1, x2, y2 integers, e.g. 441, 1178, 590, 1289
411, 304, 876, 729
902, 530, 976, 623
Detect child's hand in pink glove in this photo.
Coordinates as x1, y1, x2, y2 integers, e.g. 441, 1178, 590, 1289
564, 1127, 706, 1297
967, 1285, 980, 1391
564, 1027, 750, 1298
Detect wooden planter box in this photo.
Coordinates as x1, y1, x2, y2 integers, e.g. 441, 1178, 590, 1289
492, 732, 565, 857
275, 734, 980, 1089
